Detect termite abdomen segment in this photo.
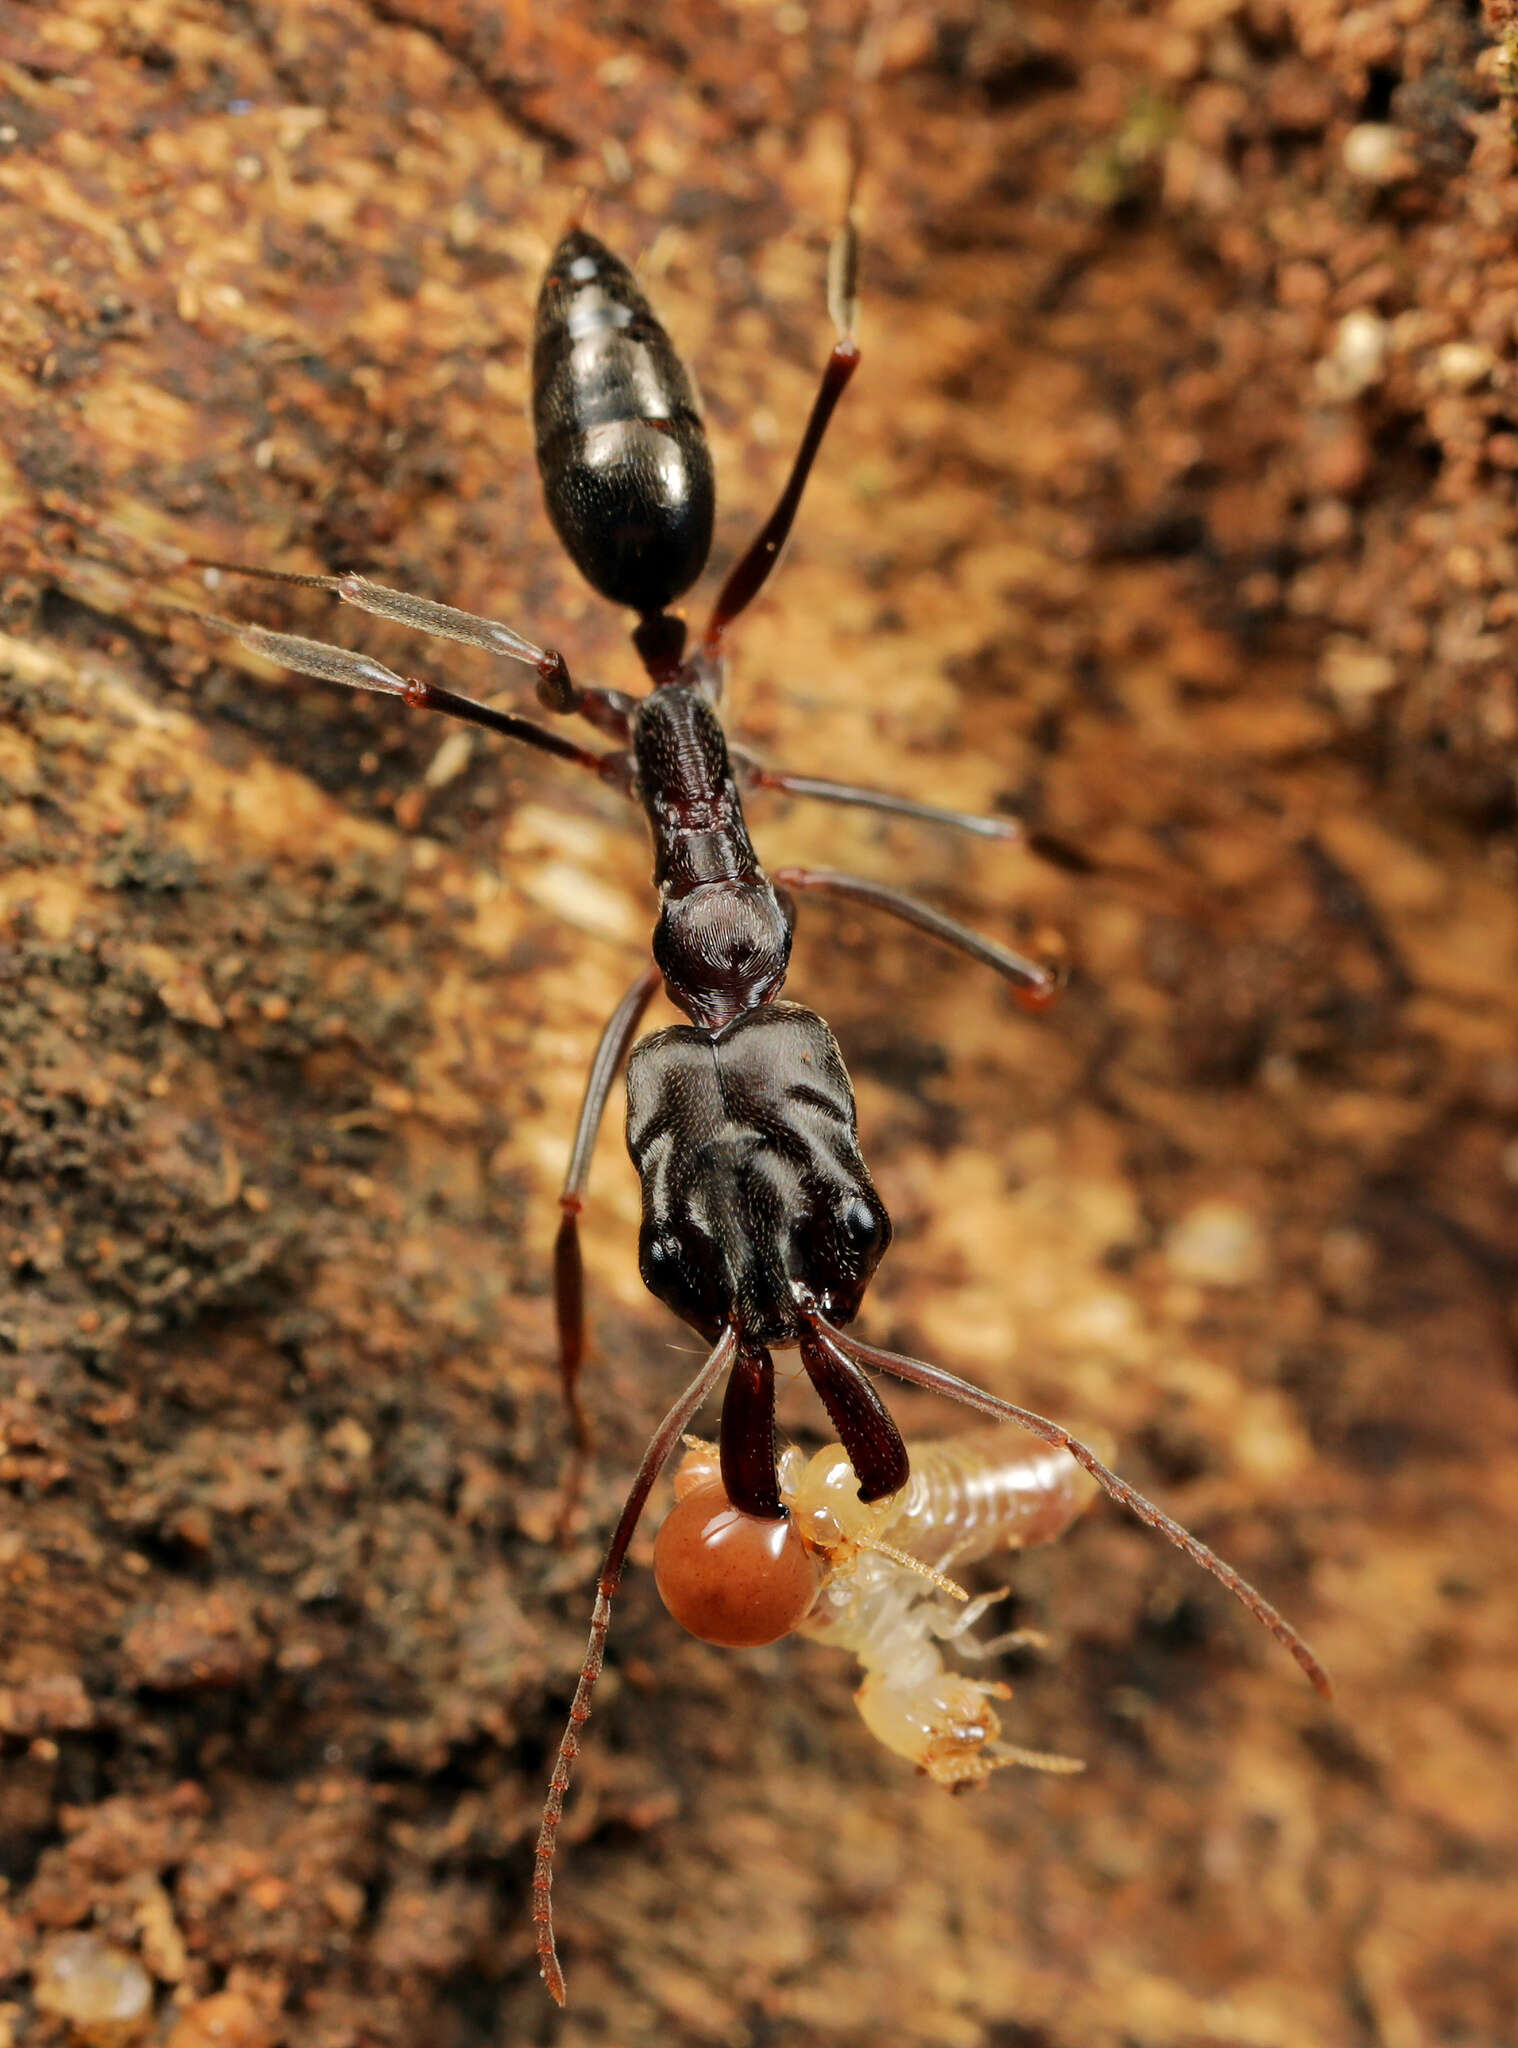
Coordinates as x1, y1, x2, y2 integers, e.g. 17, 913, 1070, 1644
653, 1481, 823, 1647
532, 229, 715, 616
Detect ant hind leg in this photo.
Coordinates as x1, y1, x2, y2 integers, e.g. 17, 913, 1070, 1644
702, 212, 863, 656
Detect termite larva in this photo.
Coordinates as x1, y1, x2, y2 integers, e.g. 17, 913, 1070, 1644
654, 1430, 1103, 1786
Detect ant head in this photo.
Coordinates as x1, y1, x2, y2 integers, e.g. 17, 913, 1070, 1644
626, 1003, 891, 1349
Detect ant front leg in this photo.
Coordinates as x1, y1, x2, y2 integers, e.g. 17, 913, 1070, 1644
552, 963, 663, 1531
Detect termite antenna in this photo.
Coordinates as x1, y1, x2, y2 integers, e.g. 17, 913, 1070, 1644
532, 1326, 737, 2007
804, 1316, 1333, 1701
856, 1535, 970, 1603
989, 1741, 1086, 1776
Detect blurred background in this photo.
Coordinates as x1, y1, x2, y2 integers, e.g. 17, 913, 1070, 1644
1, 2, 1515, 2042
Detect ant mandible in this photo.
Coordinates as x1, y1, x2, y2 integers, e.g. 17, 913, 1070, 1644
165, 199, 1331, 2005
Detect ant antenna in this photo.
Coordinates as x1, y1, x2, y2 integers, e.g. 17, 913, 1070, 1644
533, 1326, 737, 2006
804, 1316, 1333, 1701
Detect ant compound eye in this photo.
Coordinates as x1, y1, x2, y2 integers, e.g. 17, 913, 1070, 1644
838, 1196, 884, 1256
645, 1235, 682, 1272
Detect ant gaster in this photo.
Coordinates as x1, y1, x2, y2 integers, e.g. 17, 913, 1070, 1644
165, 206, 1331, 2005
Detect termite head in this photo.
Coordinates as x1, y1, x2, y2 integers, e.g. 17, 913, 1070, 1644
653, 1437, 961, 1652
786, 1442, 892, 1550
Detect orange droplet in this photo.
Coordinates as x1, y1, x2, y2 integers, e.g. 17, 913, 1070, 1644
654, 1481, 822, 1647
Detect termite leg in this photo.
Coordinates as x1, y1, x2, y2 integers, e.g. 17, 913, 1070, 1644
534, 1325, 738, 2008
775, 865, 1063, 1015
553, 963, 663, 1530
961, 1624, 1051, 1660
806, 1315, 1333, 1701
181, 555, 638, 731
703, 213, 863, 656
991, 1742, 1086, 1776
932, 1589, 1017, 1644
159, 601, 633, 783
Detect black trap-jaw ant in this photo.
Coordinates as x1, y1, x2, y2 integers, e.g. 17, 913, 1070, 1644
156, 205, 1331, 2004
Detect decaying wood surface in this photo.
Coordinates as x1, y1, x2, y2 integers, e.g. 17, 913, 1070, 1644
1, 3, 1516, 2043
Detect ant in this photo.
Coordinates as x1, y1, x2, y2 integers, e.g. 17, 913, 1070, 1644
153, 200, 1331, 2005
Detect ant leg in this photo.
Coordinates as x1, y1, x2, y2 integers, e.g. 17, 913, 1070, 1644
774, 865, 1062, 1015
534, 1325, 738, 2007
162, 601, 632, 785
806, 1315, 1333, 1700
182, 556, 636, 731
735, 757, 1024, 842
703, 213, 862, 654
553, 963, 663, 1521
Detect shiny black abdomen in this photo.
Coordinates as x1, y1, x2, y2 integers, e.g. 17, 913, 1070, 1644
532, 229, 715, 616
625, 1003, 891, 1344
